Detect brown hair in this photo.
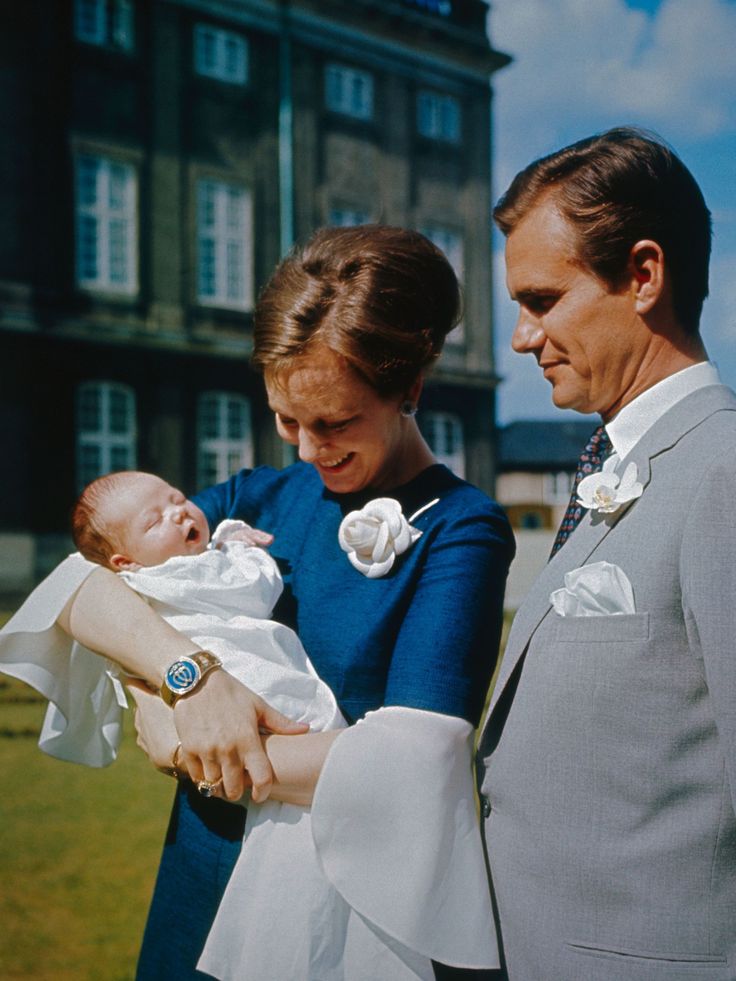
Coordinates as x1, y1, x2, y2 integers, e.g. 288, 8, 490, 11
493, 127, 711, 333
251, 225, 462, 394
71, 471, 142, 568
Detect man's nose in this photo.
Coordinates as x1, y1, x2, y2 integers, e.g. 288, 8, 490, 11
511, 315, 546, 354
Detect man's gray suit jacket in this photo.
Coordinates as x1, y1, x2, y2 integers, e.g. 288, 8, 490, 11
477, 384, 736, 981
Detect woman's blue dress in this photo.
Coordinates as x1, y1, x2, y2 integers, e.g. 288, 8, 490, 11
136, 462, 514, 979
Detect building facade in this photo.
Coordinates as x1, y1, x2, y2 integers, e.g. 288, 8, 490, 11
497, 419, 596, 608
0, 0, 509, 595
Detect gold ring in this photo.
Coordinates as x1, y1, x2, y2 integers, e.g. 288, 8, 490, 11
196, 778, 222, 798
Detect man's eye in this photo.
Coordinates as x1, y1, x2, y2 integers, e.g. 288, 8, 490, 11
528, 295, 557, 314
279, 416, 297, 428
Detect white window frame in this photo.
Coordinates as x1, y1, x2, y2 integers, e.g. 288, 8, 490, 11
196, 179, 254, 311
422, 411, 465, 478
75, 154, 138, 295
74, 0, 134, 51
417, 90, 461, 144
194, 24, 249, 85
325, 63, 374, 121
197, 392, 253, 488
329, 207, 372, 227
76, 381, 137, 491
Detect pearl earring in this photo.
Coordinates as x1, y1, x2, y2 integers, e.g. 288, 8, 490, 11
400, 400, 418, 418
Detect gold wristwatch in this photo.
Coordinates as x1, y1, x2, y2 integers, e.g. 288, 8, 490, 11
160, 650, 222, 707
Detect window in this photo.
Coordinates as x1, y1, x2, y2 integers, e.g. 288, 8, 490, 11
421, 226, 464, 280
76, 382, 137, 491
325, 64, 374, 120
417, 91, 461, 143
197, 393, 253, 487
403, 0, 452, 14
74, 0, 134, 51
329, 208, 372, 227
422, 411, 465, 477
543, 470, 575, 505
194, 24, 248, 85
421, 225, 465, 343
197, 180, 253, 310
75, 155, 137, 294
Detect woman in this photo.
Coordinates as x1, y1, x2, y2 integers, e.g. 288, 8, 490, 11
2, 226, 514, 979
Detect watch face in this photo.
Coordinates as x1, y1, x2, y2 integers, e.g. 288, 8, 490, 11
165, 657, 202, 695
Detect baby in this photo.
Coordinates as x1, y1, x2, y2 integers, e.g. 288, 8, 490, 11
71, 469, 271, 571
70, 469, 343, 738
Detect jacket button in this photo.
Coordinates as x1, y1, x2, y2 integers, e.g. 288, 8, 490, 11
480, 795, 491, 818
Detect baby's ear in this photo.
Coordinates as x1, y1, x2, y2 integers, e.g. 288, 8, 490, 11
110, 553, 141, 572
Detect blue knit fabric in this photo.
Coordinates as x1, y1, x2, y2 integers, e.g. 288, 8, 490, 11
136, 462, 514, 979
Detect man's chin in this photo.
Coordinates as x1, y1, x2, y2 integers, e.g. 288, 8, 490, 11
550, 386, 589, 414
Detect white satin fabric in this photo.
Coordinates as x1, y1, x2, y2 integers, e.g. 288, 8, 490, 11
200, 707, 499, 980
0, 552, 123, 766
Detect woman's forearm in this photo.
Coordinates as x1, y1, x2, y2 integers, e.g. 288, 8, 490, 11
261, 730, 341, 806
58, 566, 198, 687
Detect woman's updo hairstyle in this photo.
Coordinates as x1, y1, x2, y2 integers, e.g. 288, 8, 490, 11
252, 225, 462, 395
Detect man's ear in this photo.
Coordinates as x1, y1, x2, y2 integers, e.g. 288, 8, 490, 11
109, 553, 141, 572
629, 239, 666, 315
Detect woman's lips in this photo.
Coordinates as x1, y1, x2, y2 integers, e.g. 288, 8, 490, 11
317, 452, 354, 473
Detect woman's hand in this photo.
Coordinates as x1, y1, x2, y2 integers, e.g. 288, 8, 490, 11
173, 669, 309, 802
126, 678, 187, 777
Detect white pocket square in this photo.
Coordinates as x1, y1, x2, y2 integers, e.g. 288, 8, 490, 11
550, 560, 635, 617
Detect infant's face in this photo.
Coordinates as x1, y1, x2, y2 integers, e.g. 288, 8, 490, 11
106, 474, 210, 569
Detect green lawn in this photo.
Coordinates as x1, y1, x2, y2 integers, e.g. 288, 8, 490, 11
0, 677, 173, 981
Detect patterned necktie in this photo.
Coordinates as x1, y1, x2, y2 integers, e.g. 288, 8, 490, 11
550, 423, 611, 558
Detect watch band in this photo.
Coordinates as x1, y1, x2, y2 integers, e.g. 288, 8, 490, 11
160, 650, 222, 707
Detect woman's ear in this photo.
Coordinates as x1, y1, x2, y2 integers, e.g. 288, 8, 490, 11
629, 239, 666, 315
407, 375, 424, 406
109, 553, 141, 572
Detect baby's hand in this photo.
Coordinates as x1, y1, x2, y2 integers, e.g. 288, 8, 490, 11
218, 525, 274, 549
211, 519, 274, 550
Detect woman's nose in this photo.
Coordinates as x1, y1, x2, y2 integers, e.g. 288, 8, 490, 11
511, 315, 546, 353
297, 429, 321, 463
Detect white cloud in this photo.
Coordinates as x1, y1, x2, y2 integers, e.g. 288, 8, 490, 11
489, 0, 736, 187
701, 250, 736, 370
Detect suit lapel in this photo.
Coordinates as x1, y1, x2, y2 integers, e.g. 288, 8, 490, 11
487, 384, 736, 721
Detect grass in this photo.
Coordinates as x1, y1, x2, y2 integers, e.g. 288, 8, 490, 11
0, 676, 173, 981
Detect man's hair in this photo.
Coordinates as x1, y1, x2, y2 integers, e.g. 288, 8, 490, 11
71, 471, 142, 568
493, 127, 711, 332
251, 224, 462, 394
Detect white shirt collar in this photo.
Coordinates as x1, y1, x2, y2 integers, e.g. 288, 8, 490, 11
606, 361, 721, 460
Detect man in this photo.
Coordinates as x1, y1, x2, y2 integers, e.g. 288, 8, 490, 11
477, 128, 736, 980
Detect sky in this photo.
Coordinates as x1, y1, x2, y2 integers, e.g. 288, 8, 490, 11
486, 0, 736, 423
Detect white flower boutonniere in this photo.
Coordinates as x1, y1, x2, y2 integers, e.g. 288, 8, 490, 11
577, 456, 643, 515
338, 497, 439, 579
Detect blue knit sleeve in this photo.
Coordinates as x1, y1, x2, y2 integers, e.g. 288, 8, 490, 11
192, 471, 254, 530
383, 502, 514, 726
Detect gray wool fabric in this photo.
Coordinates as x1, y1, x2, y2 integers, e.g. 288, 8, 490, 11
477, 384, 736, 980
